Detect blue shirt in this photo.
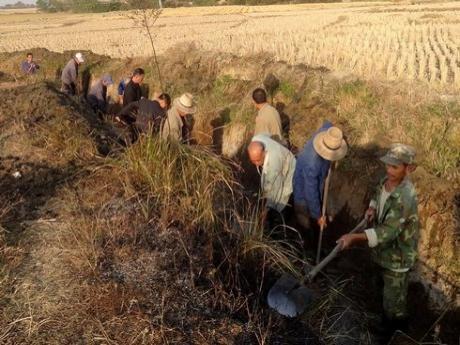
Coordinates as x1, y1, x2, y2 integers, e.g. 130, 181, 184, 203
118, 80, 126, 96
118, 77, 131, 96
293, 121, 333, 219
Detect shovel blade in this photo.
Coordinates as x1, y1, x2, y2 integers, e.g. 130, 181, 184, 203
267, 273, 314, 317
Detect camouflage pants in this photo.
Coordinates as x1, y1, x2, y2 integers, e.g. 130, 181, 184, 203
382, 269, 409, 320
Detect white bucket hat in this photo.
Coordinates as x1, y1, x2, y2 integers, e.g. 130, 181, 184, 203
173, 93, 196, 114
75, 52, 84, 63
313, 126, 348, 161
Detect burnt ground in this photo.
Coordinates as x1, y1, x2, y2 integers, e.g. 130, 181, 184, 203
1, 48, 459, 345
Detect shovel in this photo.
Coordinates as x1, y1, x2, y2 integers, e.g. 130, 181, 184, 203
267, 217, 368, 317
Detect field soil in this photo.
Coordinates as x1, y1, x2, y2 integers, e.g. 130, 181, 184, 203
0, 48, 458, 344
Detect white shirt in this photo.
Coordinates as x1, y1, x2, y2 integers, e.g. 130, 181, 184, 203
378, 185, 391, 222
251, 134, 296, 212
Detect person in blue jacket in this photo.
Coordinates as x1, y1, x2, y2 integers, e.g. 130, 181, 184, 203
117, 74, 132, 105
293, 121, 348, 236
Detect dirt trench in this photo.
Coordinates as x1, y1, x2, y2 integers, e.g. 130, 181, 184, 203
0, 78, 317, 344
0, 47, 459, 344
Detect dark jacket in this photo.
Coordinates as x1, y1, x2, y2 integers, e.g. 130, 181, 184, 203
123, 80, 142, 105
87, 80, 108, 113
293, 121, 333, 219
118, 99, 166, 133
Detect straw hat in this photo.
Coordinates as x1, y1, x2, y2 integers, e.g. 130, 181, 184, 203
173, 93, 196, 114
313, 126, 348, 161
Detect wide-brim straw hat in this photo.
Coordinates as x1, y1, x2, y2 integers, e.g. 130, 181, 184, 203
313, 126, 348, 161
173, 93, 196, 114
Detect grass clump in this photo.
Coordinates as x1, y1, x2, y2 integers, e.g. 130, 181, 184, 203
239, 214, 303, 276
116, 136, 237, 229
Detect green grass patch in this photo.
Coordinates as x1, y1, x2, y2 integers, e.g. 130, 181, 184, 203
279, 80, 296, 99
336, 79, 378, 109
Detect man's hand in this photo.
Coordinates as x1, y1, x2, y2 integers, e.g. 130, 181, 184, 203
365, 207, 376, 222
317, 216, 327, 228
337, 233, 368, 250
337, 234, 354, 250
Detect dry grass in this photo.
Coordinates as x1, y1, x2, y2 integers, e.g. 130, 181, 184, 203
118, 136, 237, 228
330, 79, 460, 179
1, 2, 459, 90
47, 135, 307, 343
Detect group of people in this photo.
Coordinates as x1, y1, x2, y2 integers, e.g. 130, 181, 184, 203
21, 51, 419, 336
247, 88, 418, 335
58, 54, 197, 142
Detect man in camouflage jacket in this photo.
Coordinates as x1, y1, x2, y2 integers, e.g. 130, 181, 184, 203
338, 143, 419, 332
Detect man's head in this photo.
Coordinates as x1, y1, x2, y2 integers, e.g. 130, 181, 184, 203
173, 93, 196, 116
252, 88, 267, 109
26, 53, 33, 63
101, 74, 114, 87
248, 141, 266, 167
158, 93, 171, 110
380, 144, 416, 183
132, 68, 145, 84
74, 52, 84, 65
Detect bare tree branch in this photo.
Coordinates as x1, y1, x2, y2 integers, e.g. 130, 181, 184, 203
125, 0, 164, 91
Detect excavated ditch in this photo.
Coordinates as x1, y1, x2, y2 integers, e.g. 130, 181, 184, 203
0, 48, 458, 344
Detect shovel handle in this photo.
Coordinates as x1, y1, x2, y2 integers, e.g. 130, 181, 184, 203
307, 217, 368, 282
316, 165, 332, 264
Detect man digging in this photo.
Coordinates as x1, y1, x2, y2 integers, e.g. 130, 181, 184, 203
21, 52, 39, 75
252, 88, 287, 146
338, 144, 419, 339
247, 134, 296, 230
293, 121, 348, 252
162, 93, 196, 143
61, 52, 84, 96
